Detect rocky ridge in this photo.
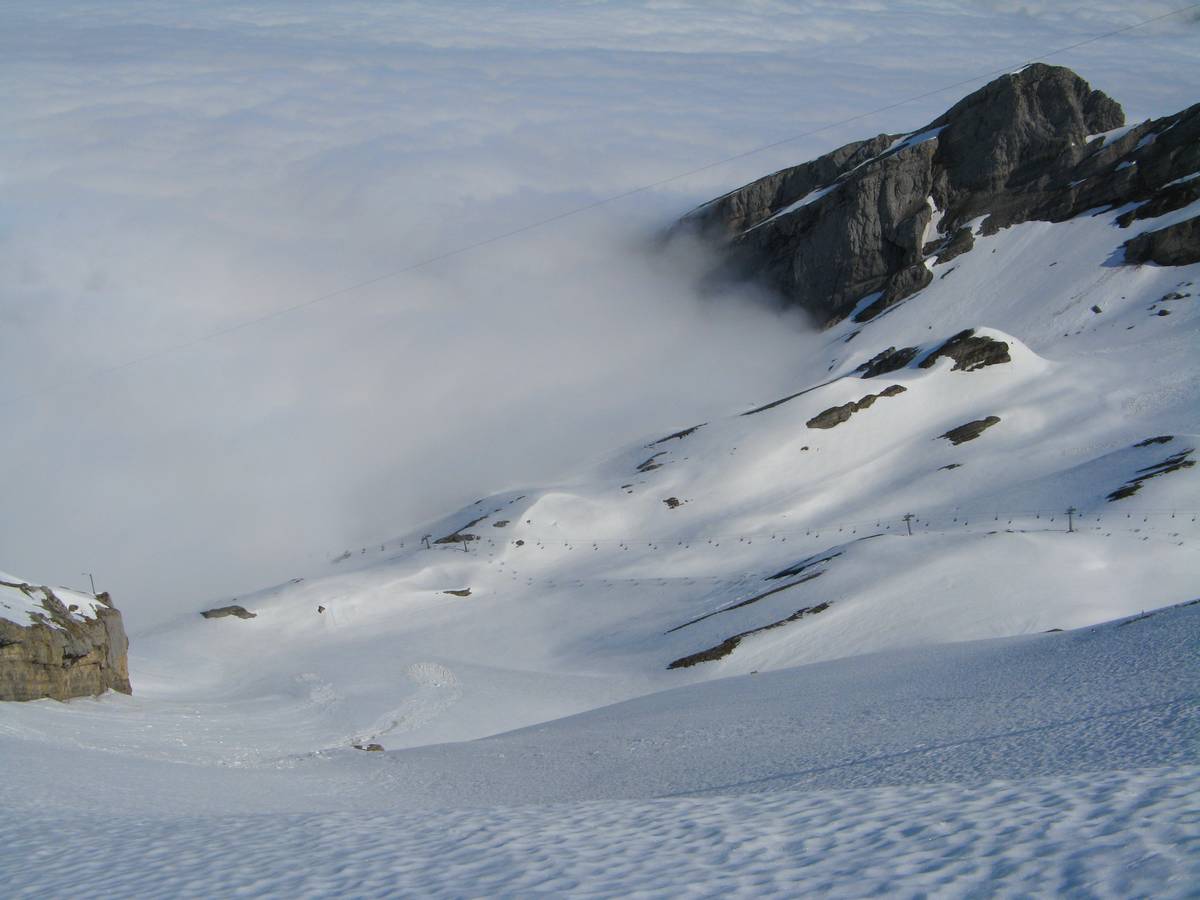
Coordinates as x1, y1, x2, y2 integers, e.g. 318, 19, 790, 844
676, 64, 1200, 325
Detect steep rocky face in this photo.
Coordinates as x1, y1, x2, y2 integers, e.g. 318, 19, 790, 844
0, 578, 131, 702
676, 64, 1200, 326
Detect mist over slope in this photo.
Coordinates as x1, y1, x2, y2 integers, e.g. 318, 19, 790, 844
40, 65, 1196, 750
3, 1, 1200, 623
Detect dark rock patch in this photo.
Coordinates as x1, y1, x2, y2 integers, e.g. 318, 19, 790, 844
1123, 215, 1200, 267
667, 602, 833, 669
919, 329, 1011, 371
807, 385, 906, 430
443, 589, 472, 597
636, 452, 667, 473
940, 463, 963, 470
654, 424, 705, 444
353, 743, 384, 752
856, 345, 920, 378
663, 497, 683, 509
1115, 181, 1200, 227
201, 605, 256, 620
434, 532, 479, 545
666, 571, 824, 634
492, 520, 510, 528
1134, 435, 1173, 447
1107, 483, 1141, 501
940, 415, 1001, 445
668, 635, 742, 669
806, 403, 856, 430
934, 226, 975, 264
1107, 447, 1196, 501
852, 265, 934, 323
435, 514, 488, 544
1116, 597, 1200, 628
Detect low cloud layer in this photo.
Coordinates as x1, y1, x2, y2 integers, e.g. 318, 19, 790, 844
2, 1, 1198, 627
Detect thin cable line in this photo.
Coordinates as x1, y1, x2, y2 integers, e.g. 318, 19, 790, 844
6, 2, 1198, 409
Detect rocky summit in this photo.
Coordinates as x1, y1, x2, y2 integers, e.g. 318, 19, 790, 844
675, 64, 1200, 325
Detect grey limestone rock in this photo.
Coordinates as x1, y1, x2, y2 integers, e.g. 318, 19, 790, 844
0, 582, 131, 702
675, 65, 1200, 325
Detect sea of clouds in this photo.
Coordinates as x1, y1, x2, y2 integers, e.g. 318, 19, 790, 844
2, 1, 1197, 625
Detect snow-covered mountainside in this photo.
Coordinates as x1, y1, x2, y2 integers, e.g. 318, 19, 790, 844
2, 65, 1198, 896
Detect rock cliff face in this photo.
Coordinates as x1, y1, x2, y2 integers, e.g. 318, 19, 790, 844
0, 576, 131, 702
676, 64, 1200, 326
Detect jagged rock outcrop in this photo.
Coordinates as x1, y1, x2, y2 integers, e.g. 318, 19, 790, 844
919, 330, 1011, 372
675, 64, 1200, 325
940, 416, 1001, 445
0, 578, 131, 702
856, 345, 920, 378
807, 384, 906, 429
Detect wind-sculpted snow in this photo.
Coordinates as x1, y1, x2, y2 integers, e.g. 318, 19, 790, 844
2, 604, 1198, 897
4, 766, 1197, 899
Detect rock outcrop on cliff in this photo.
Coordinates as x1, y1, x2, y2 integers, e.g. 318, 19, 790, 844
0, 572, 131, 701
676, 64, 1200, 325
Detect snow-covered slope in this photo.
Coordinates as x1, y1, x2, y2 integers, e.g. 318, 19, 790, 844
64, 191, 1191, 758
2, 599, 1197, 895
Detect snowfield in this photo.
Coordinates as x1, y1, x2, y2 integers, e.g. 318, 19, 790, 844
2, 602, 1197, 897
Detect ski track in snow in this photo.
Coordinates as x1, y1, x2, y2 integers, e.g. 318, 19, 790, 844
350, 662, 463, 745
